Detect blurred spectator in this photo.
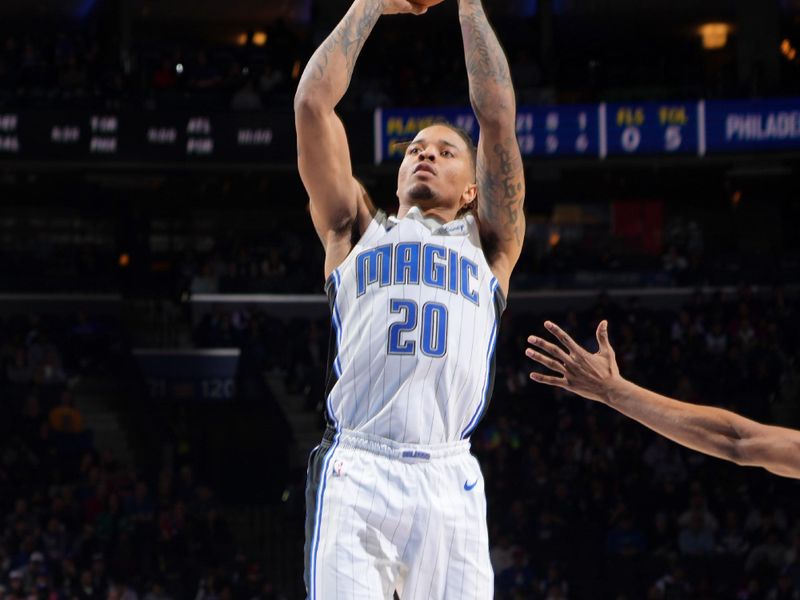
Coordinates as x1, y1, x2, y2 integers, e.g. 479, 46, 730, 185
496, 547, 536, 599
188, 52, 222, 91
678, 510, 715, 557
143, 581, 173, 600
151, 59, 177, 91
230, 79, 263, 111
48, 391, 84, 434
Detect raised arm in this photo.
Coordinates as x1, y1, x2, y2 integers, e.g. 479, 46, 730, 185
526, 320, 800, 479
294, 0, 425, 275
457, 0, 525, 295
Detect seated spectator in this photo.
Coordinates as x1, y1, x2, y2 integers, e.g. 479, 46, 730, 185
143, 581, 174, 600
496, 547, 536, 598
48, 392, 84, 434
717, 510, 749, 558
6, 348, 32, 384
258, 63, 284, 95
490, 533, 516, 575
747, 531, 788, 574
649, 560, 692, 599
678, 509, 715, 557
230, 79, 262, 111
766, 569, 799, 600
188, 52, 222, 91
151, 59, 177, 91
606, 511, 647, 557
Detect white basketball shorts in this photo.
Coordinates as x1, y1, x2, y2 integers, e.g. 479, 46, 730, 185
304, 427, 493, 600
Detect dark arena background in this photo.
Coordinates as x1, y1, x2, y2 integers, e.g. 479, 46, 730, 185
2, 0, 800, 598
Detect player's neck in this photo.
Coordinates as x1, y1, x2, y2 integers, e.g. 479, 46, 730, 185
397, 203, 458, 224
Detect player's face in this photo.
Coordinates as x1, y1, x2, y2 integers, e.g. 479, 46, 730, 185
397, 125, 477, 214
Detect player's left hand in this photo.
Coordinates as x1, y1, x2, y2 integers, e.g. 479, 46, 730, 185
525, 320, 621, 403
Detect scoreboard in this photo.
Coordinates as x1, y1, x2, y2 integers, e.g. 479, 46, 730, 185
0, 111, 292, 163
374, 98, 800, 163
375, 105, 598, 162
604, 102, 698, 156
1, 99, 799, 166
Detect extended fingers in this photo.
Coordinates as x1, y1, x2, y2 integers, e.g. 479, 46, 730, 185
529, 371, 566, 387
525, 348, 566, 374
544, 321, 583, 355
596, 320, 615, 354
527, 334, 570, 363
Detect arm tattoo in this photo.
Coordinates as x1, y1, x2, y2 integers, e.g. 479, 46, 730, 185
478, 140, 525, 246
458, 0, 513, 113
309, 0, 385, 87
459, 0, 525, 256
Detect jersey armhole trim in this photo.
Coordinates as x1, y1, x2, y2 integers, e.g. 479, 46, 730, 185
323, 210, 388, 292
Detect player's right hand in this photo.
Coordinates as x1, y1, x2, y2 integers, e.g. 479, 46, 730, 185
383, 0, 428, 15
526, 320, 621, 404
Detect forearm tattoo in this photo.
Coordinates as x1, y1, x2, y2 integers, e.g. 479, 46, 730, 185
458, 0, 513, 111
459, 1, 525, 248
310, 0, 385, 85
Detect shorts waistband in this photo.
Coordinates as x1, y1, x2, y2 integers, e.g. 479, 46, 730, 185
321, 427, 470, 461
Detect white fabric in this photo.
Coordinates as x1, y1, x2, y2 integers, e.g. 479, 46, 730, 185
309, 429, 493, 600
325, 208, 503, 445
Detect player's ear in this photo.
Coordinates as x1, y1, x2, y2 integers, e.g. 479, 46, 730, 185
462, 182, 477, 205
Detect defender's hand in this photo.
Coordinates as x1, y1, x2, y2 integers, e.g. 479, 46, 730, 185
526, 320, 621, 403
383, 0, 429, 15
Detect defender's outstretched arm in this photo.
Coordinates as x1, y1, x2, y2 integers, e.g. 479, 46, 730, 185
526, 320, 800, 479
458, 0, 525, 295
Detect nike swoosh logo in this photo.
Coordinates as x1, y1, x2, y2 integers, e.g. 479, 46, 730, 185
464, 479, 478, 491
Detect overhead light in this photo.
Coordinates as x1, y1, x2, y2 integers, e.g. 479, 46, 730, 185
236, 33, 248, 46
699, 23, 731, 50
252, 32, 268, 46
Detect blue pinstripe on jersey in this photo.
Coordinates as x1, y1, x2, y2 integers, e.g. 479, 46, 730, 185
460, 278, 500, 439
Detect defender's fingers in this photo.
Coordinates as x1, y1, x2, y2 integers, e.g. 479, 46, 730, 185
544, 321, 583, 355
529, 371, 567, 387
527, 335, 571, 363
525, 348, 567, 374
596, 320, 612, 352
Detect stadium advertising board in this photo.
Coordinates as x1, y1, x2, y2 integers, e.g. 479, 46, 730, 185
705, 98, 800, 154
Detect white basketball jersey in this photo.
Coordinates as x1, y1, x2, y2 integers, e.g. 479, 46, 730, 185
323, 207, 505, 445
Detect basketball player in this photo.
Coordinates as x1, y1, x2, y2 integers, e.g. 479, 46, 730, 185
526, 320, 800, 479
294, 0, 524, 597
